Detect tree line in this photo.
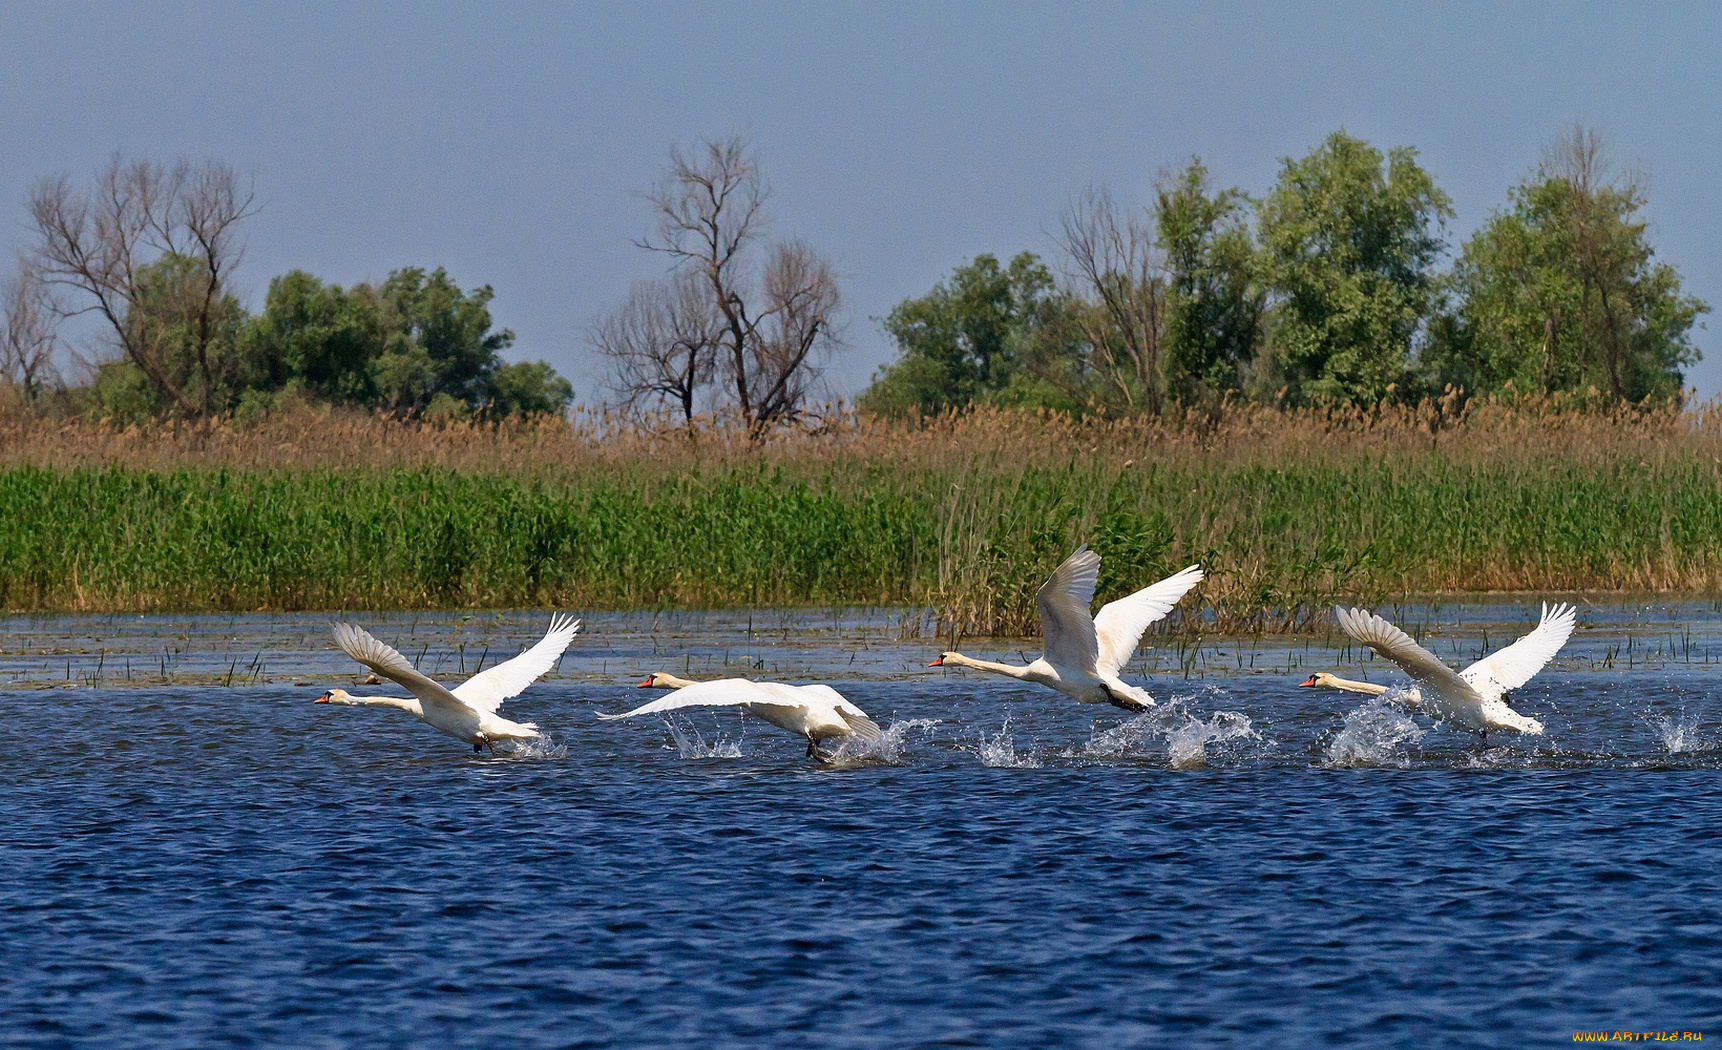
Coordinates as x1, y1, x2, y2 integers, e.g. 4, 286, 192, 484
4, 127, 1708, 426
858, 126, 1709, 416
1, 156, 572, 421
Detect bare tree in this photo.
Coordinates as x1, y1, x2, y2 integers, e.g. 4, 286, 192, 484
1057, 186, 1169, 415
593, 270, 719, 423
609, 134, 840, 433
0, 261, 61, 406
28, 155, 259, 418
747, 239, 841, 426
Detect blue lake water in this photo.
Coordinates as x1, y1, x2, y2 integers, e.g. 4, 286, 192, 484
3, 604, 1721, 1047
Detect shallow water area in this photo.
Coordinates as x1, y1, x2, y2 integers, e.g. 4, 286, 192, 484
3, 602, 1721, 1046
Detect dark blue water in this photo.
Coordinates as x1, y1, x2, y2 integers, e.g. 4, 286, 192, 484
3, 608, 1721, 1047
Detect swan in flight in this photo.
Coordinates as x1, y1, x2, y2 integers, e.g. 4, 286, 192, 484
600, 672, 881, 759
1326, 603, 1576, 739
929, 546, 1203, 711
316, 614, 580, 752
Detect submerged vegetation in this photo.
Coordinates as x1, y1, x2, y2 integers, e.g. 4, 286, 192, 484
4, 399, 1722, 635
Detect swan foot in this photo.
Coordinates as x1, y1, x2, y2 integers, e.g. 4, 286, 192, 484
1108, 697, 1151, 714
474, 741, 483, 753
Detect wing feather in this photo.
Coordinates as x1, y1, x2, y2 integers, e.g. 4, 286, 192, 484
1334, 607, 1483, 703
1092, 564, 1204, 676
1036, 546, 1100, 673
451, 614, 580, 713
596, 678, 772, 719
1459, 602, 1575, 699
331, 622, 473, 717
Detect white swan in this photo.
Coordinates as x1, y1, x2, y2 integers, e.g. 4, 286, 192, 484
929, 546, 1203, 711
600, 672, 881, 759
316, 614, 580, 752
1329, 603, 1576, 739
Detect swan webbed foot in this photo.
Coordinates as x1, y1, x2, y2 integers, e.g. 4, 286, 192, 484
473, 741, 483, 753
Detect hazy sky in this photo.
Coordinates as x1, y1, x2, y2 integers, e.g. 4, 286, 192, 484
3, 2, 1718, 400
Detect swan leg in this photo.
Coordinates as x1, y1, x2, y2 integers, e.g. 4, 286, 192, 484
805, 736, 818, 757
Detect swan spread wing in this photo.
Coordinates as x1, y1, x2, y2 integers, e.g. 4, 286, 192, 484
1335, 607, 1482, 703
1459, 602, 1576, 699
596, 678, 774, 719
451, 614, 580, 713
331, 623, 473, 718
1092, 564, 1204, 676
1036, 546, 1101, 673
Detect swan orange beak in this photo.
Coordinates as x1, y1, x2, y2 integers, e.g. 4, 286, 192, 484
637, 676, 654, 687
928, 656, 944, 667
1298, 675, 1318, 688
313, 691, 332, 703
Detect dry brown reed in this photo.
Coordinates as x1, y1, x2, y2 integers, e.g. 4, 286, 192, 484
3, 394, 1721, 632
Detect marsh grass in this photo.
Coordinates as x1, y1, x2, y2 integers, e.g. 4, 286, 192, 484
3, 396, 1722, 633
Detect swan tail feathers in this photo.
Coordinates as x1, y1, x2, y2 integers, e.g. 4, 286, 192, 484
841, 711, 883, 742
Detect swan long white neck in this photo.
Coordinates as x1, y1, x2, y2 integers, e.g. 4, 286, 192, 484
942, 653, 1033, 680
329, 691, 420, 712
1311, 675, 1388, 695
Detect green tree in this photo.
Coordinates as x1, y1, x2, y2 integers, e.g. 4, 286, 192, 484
1258, 131, 1452, 405
487, 360, 575, 416
1156, 161, 1262, 401
244, 270, 387, 404
860, 252, 1080, 416
1430, 127, 1708, 402
245, 266, 572, 417
118, 253, 253, 416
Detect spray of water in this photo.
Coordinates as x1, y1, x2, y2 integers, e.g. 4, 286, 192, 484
1076, 689, 1262, 768
492, 733, 570, 760
973, 718, 1042, 768
822, 718, 939, 766
1323, 694, 1425, 768
1649, 712, 1711, 755
1166, 711, 1260, 769
663, 719, 744, 759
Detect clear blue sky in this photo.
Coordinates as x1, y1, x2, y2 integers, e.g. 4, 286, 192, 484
3, 2, 1717, 400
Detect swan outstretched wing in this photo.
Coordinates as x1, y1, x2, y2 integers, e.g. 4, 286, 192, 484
1092, 564, 1204, 676
331, 622, 472, 717
451, 614, 580, 713
1459, 602, 1575, 699
596, 678, 771, 719
1036, 546, 1100, 673
1334, 607, 1482, 702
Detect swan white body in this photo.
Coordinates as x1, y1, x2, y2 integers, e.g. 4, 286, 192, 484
601, 673, 881, 757
930, 546, 1203, 711
1331, 603, 1576, 737
317, 615, 580, 752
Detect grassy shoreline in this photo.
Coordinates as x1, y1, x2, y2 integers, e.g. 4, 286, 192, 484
4, 401, 1721, 633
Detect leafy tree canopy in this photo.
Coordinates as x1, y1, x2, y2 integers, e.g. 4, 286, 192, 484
1429, 132, 1708, 403
1257, 131, 1452, 406
859, 253, 1084, 416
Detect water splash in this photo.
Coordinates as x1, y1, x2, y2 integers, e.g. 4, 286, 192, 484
823, 718, 939, 766
664, 719, 744, 759
493, 733, 569, 759
1323, 695, 1425, 768
1166, 711, 1260, 769
1075, 690, 1261, 768
1079, 709, 1166, 759
1649, 712, 1711, 755
973, 718, 1041, 768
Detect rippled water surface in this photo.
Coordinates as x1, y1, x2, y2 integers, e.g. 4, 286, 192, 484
4, 603, 1721, 1047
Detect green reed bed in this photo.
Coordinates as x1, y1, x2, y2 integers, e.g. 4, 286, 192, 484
4, 443, 1721, 632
